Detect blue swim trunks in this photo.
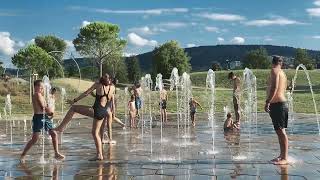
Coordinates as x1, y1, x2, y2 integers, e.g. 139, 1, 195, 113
135, 96, 142, 109
32, 114, 53, 133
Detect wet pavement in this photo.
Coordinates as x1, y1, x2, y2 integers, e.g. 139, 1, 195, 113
0, 113, 319, 179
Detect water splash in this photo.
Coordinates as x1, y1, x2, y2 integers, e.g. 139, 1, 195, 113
5, 94, 12, 144
206, 69, 216, 155
290, 64, 319, 135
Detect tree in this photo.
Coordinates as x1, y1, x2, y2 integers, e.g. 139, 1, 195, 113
73, 21, 126, 77
0, 60, 3, 74
153, 40, 191, 78
126, 56, 141, 83
103, 57, 128, 83
243, 47, 270, 69
212, 62, 221, 71
35, 35, 67, 78
11, 44, 53, 76
294, 48, 315, 70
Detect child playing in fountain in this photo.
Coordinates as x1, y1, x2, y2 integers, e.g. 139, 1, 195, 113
47, 87, 57, 119
20, 80, 64, 163
189, 97, 203, 127
224, 112, 239, 132
128, 95, 136, 128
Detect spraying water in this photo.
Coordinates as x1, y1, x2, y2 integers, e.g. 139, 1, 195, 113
169, 67, 180, 160
206, 69, 217, 154
180, 72, 192, 140
290, 64, 319, 135
242, 68, 257, 159
5, 94, 12, 144
40, 75, 51, 164
155, 74, 164, 143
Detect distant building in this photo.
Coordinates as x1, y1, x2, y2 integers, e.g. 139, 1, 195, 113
230, 61, 242, 69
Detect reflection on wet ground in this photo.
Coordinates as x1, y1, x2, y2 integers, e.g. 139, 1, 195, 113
0, 113, 319, 179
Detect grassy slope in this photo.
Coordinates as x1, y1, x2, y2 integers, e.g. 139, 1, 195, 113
1, 69, 320, 116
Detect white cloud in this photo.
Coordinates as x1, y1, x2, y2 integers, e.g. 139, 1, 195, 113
198, 13, 246, 21
306, 8, 320, 17
245, 17, 305, 26
230, 37, 245, 44
158, 22, 187, 29
128, 26, 157, 35
70, 6, 188, 15
0, 32, 15, 56
123, 52, 137, 57
314, 0, 320, 6
187, 44, 196, 48
127, 33, 158, 47
82, 20, 91, 27
204, 26, 220, 33
217, 37, 225, 43
312, 35, 320, 39
264, 37, 273, 41
64, 40, 74, 48
16, 41, 25, 48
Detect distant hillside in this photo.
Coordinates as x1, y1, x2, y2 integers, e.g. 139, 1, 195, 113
54, 45, 320, 73
129, 45, 320, 72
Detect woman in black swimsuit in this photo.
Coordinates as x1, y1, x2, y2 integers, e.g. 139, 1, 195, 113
54, 74, 115, 160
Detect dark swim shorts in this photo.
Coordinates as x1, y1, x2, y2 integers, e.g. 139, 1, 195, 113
269, 102, 288, 130
135, 96, 142, 109
32, 114, 53, 133
160, 100, 167, 109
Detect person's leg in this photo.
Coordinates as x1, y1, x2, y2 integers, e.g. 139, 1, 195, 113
114, 117, 125, 127
48, 130, 65, 160
164, 109, 167, 122
274, 129, 288, 165
55, 105, 94, 132
106, 111, 115, 143
191, 113, 195, 126
90, 119, 104, 160
20, 133, 40, 162
233, 97, 240, 123
160, 109, 164, 122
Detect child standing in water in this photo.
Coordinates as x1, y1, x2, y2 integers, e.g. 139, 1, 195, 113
189, 97, 203, 127
47, 87, 57, 119
224, 112, 239, 132
128, 95, 136, 128
20, 80, 64, 163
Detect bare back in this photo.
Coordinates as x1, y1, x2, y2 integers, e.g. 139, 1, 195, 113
267, 68, 287, 103
160, 89, 167, 100
95, 83, 115, 107
134, 87, 142, 97
233, 77, 241, 94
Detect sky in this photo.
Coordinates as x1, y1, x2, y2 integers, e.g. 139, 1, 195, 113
1, 0, 320, 65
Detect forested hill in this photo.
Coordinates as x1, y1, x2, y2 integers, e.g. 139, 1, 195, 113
132, 45, 320, 72
63, 45, 320, 72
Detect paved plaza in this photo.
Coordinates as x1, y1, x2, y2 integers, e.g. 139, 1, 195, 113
0, 113, 319, 179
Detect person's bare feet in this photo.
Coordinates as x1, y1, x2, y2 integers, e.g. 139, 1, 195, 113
55, 153, 65, 160
89, 155, 103, 161
270, 156, 281, 162
273, 159, 288, 165
20, 155, 26, 163
108, 140, 116, 145
102, 139, 110, 144
192, 122, 195, 127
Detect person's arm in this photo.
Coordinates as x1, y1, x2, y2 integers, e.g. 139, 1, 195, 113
265, 70, 279, 112
72, 82, 97, 104
266, 71, 280, 103
36, 93, 53, 116
195, 100, 203, 110
112, 92, 115, 118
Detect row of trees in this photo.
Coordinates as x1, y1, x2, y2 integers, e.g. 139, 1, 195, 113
9, 21, 191, 83
229, 47, 316, 70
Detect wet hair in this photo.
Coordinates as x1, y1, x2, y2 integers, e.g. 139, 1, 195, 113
99, 73, 110, 86
272, 55, 283, 65
50, 87, 57, 94
228, 72, 234, 79
227, 112, 232, 118
34, 80, 42, 87
135, 82, 141, 88
130, 94, 135, 101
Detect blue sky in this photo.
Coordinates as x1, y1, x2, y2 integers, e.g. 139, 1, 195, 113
1, 0, 320, 65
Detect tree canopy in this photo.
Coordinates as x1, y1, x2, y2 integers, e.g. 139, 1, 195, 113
294, 48, 315, 70
73, 21, 126, 76
126, 56, 141, 83
243, 47, 270, 69
153, 40, 191, 78
11, 44, 53, 75
35, 35, 67, 77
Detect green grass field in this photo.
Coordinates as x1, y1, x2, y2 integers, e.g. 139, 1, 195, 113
1, 68, 319, 118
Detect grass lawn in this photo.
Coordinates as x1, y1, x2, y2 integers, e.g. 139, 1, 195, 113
1, 68, 319, 118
